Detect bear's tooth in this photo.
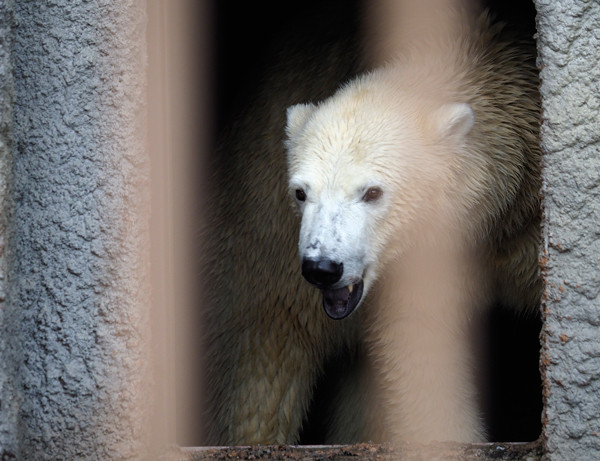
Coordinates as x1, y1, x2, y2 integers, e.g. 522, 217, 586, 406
348, 284, 354, 293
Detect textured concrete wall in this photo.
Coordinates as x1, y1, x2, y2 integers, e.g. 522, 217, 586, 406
1, 1, 151, 459
0, 1, 16, 458
535, 1, 600, 460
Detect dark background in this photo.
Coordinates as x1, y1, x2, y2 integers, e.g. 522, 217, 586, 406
205, 0, 541, 444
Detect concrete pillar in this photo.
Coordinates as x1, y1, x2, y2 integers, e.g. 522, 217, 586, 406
535, 1, 600, 459
0, 0, 16, 456
1, 1, 151, 459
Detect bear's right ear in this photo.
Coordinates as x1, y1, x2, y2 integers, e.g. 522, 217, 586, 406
430, 102, 474, 145
285, 103, 316, 139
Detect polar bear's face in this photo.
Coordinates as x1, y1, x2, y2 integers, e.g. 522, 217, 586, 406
287, 175, 386, 320
285, 84, 474, 319
284, 91, 408, 320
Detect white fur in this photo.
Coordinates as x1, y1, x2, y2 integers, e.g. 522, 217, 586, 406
285, 67, 489, 443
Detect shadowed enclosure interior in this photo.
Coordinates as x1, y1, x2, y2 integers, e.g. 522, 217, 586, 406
177, 0, 542, 446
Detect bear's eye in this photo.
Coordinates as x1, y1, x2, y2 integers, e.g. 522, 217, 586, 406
295, 188, 307, 202
363, 187, 382, 203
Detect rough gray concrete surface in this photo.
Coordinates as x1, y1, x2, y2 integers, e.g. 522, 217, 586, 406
4, 1, 151, 459
0, 1, 16, 458
535, 1, 600, 460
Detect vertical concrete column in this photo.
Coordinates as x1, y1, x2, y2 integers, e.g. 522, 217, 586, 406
535, 1, 600, 459
6, 1, 150, 459
0, 0, 16, 458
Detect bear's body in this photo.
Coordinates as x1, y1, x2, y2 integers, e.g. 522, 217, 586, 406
203, 4, 540, 445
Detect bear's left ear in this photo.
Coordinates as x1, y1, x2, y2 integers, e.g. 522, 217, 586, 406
430, 102, 474, 144
285, 103, 316, 139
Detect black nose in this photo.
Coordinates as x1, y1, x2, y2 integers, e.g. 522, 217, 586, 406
301, 258, 343, 287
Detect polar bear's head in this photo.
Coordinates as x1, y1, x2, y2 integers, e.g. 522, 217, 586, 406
285, 74, 474, 319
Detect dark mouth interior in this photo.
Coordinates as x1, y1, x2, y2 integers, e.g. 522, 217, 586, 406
322, 280, 364, 320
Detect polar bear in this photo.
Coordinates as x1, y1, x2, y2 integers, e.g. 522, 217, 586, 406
284, 9, 541, 444
202, 3, 540, 446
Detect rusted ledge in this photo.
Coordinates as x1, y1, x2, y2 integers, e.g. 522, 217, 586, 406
161, 441, 544, 460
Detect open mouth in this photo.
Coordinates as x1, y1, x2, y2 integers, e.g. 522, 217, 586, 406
322, 280, 364, 320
